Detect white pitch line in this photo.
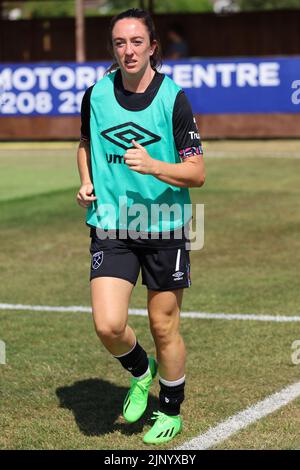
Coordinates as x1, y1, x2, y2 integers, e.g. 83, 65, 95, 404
176, 380, 300, 450
0, 303, 92, 313
1, 303, 300, 322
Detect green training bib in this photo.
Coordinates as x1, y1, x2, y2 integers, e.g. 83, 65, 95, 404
87, 71, 191, 233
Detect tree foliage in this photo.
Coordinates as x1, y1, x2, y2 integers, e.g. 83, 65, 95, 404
5, 0, 300, 19
7, 0, 213, 19
237, 0, 300, 11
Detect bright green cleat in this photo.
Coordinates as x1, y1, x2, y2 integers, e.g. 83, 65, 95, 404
143, 411, 182, 445
123, 357, 157, 423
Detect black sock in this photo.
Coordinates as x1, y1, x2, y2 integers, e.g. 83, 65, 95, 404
159, 380, 185, 416
114, 341, 149, 378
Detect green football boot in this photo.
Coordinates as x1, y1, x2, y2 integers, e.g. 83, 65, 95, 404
123, 357, 158, 423
143, 411, 182, 445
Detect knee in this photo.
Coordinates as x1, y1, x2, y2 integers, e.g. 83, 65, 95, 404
150, 318, 177, 345
93, 315, 126, 341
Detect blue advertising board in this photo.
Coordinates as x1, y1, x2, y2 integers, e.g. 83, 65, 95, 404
0, 57, 300, 116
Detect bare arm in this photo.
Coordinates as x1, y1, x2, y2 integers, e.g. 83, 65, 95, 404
76, 140, 97, 208
152, 155, 205, 188
124, 140, 205, 188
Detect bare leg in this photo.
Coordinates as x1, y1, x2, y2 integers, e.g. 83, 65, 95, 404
147, 289, 186, 381
91, 277, 136, 356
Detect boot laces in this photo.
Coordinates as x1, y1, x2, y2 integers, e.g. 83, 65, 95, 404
151, 411, 169, 424
130, 378, 148, 401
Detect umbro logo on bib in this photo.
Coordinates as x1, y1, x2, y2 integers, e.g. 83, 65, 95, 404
101, 122, 161, 150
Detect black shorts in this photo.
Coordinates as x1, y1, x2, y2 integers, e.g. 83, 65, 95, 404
89, 232, 191, 291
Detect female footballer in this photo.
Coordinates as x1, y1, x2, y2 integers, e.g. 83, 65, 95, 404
77, 8, 205, 445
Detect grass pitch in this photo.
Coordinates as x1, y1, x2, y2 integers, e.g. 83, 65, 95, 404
0, 140, 300, 450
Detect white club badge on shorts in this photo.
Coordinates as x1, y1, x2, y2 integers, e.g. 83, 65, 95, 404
92, 251, 104, 270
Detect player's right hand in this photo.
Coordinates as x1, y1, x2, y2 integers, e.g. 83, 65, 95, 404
76, 183, 97, 208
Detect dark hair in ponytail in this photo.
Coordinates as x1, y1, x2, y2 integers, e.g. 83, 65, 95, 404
106, 8, 162, 75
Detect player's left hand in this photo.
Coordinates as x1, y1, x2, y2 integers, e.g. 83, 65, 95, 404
124, 140, 157, 175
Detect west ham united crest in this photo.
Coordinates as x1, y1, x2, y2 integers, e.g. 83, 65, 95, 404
92, 251, 104, 270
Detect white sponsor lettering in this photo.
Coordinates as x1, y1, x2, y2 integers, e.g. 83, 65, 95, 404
161, 61, 280, 88
188, 131, 200, 139
0, 65, 106, 92
34, 67, 52, 90
291, 80, 300, 105
12, 67, 36, 90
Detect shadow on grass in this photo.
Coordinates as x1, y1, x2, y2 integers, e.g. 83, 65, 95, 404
56, 378, 159, 437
